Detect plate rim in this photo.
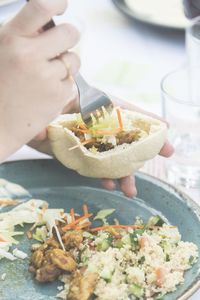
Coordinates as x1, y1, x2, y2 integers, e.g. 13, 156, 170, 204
112, 0, 187, 30
0, 0, 19, 6
1, 158, 200, 299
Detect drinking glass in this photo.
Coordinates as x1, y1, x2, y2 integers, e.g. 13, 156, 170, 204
186, 16, 200, 103
161, 66, 200, 188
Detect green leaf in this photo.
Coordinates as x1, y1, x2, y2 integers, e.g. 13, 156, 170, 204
94, 209, 115, 221
33, 227, 47, 242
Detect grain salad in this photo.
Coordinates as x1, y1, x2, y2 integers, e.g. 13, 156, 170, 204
54, 210, 199, 300
0, 183, 198, 300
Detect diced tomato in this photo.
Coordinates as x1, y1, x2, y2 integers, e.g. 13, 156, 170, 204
139, 236, 148, 248
155, 267, 166, 287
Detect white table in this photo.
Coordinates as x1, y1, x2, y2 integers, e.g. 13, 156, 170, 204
1, 1, 200, 299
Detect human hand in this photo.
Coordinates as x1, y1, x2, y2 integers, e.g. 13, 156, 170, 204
0, 0, 80, 162
29, 96, 174, 198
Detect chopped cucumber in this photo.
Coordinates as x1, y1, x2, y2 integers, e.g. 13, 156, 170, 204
121, 234, 132, 246
129, 283, 144, 298
83, 231, 94, 239
130, 234, 138, 245
114, 239, 124, 249
81, 255, 89, 265
100, 268, 113, 282
131, 228, 145, 244
97, 239, 111, 251
160, 240, 171, 261
166, 254, 170, 262
138, 256, 145, 265
189, 255, 196, 265
132, 228, 145, 237
147, 215, 165, 227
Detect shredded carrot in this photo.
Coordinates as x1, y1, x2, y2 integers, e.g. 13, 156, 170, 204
79, 124, 88, 130
90, 224, 144, 232
0, 235, 7, 243
116, 108, 123, 130
0, 199, 19, 206
26, 231, 33, 239
62, 213, 93, 231
76, 128, 90, 134
70, 208, 75, 222
139, 236, 148, 249
83, 204, 89, 216
76, 222, 91, 230
95, 129, 121, 136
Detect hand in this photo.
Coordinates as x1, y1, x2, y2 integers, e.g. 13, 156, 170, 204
29, 96, 174, 198
0, 0, 80, 162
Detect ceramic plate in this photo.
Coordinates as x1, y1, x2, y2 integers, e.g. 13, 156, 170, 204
0, 0, 19, 6
112, 0, 189, 30
0, 159, 200, 300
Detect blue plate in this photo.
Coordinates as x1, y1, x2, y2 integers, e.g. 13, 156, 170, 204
0, 159, 199, 300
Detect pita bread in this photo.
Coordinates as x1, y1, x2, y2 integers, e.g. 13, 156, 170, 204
48, 109, 167, 178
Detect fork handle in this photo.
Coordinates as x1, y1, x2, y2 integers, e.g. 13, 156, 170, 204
74, 73, 90, 95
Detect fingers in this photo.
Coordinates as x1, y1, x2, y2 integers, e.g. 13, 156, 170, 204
49, 59, 68, 80
49, 52, 79, 81
159, 141, 174, 157
60, 52, 80, 77
8, 0, 68, 36
101, 179, 116, 191
61, 76, 75, 105
101, 176, 137, 198
119, 176, 137, 198
36, 24, 80, 59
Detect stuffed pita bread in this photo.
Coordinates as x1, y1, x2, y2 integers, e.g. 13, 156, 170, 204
48, 108, 167, 178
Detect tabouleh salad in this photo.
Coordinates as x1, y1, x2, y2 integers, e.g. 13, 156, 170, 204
0, 195, 198, 300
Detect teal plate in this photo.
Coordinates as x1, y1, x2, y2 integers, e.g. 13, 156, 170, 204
0, 159, 200, 300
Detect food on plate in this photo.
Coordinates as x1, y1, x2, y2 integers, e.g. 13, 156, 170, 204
125, 0, 188, 28
0, 181, 198, 300
53, 209, 199, 300
48, 108, 167, 178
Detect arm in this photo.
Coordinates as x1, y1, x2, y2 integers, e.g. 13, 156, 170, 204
183, 0, 200, 18
0, 0, 80, 163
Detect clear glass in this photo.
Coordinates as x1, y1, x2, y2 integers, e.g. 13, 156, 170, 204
161, 66, 200, 188
186, 16, 200, 103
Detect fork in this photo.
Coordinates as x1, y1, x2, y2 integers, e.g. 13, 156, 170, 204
25, 0, 114, 127
74, 73, 113, 126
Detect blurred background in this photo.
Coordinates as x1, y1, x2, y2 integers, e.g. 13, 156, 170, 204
0, 0, 190, 179
0, 0, 197, 193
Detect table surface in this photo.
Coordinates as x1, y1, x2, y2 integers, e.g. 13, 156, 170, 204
1, 1, 200, 299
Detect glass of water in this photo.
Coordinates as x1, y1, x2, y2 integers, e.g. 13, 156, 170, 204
161, 66, 200, 188
186, 16, 200, 103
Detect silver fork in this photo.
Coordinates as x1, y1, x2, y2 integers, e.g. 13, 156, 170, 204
25, 5, 114, 127
74, 73, 113, 127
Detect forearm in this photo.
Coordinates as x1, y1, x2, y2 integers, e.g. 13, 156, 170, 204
0, 108, 39, 162
183, 0, 200, 18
